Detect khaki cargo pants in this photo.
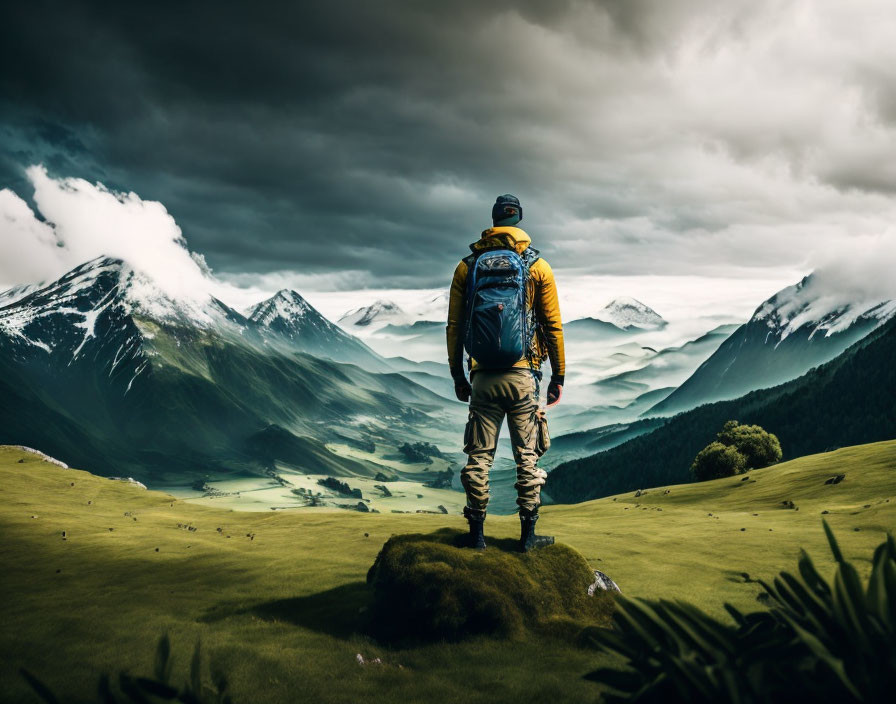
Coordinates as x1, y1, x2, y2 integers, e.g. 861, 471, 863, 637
461, 368, 547, 512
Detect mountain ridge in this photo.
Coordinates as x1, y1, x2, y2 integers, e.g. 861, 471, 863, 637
0, 258, 459, 484
548, 314, 896, 503
650, 273, 895, 416
247, 288, 387, 369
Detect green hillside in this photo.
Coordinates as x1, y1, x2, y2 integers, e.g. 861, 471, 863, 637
1, 441, 894, 703
548, 315, 896, 503
0, 316, 460, 486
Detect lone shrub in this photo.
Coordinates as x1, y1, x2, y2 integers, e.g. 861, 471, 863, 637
691, 441, 746, 481
691, 421, 782, 481
366, 528, 613, 643
717, 420, 782, 469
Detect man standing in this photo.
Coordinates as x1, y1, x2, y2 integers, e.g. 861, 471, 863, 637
446, 194, 565, 552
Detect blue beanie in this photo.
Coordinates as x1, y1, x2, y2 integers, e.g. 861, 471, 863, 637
492, 194, 522, 225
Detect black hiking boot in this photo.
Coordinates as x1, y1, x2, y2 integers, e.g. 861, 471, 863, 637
518, 506, 554, 552
462, 506, 487, 550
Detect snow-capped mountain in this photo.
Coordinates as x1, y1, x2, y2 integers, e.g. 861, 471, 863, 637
650, 273, 896, 417
0, 281, 42, 309
248, 289, 386, 369
247, 288, 316, 327
0, 256, 247, 366
595, 297, 667, 331
338, 299, 409, 328
0, 257, 456, 483
752, 274, 896, 342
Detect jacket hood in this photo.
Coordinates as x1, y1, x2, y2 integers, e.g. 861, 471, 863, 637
469, 226, 531, 255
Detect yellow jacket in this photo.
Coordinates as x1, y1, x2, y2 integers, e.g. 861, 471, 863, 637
446, 226, 565, 380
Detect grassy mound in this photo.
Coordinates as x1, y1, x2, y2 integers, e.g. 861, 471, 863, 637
366, 528, 614, 642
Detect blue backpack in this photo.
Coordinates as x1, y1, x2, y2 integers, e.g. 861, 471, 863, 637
463, 247, 539, 369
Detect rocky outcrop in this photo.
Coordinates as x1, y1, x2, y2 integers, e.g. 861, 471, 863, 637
588, 570, 621, 594
108, 477, 148, 490
9, 446, 68, 468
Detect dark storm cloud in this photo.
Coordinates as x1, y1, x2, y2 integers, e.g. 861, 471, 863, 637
2, 0, 895, 289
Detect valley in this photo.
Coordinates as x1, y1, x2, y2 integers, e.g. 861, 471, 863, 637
2, 258, 895, 517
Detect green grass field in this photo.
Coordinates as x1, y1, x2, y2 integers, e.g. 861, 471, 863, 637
1, 441, 894, 703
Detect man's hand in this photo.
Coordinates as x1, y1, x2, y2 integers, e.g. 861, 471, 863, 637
452, 369, 472, 403
546, 377, 563, 407
454, 378, 472, 403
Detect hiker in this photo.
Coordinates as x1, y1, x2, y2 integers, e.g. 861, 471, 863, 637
446, 194, 565, 552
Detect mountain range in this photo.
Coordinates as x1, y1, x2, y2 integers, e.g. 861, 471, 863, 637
339, 299, 408, 327
4, 254, 893, 508
0, 257, 459, 485
650, 273, 896, 416
547, 313, 896, 503
338, 292, 449, 331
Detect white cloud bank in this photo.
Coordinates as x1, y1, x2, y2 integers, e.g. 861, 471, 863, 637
1, 165, 894, 333
1, 166, 215, 303
0, 167, 398, 312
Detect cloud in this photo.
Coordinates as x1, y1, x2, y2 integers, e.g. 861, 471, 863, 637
808, 229, 896, 306
0, 186, 65, 283
0, 166, 214, 302
2, 1, 896, 289
0, 166, 380, 311
3, 164, 893, 337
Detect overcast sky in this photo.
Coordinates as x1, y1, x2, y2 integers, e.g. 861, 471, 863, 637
2, 0, 895, 310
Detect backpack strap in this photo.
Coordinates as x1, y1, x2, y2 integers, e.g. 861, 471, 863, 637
518, 246, 542, 400
521, 246, 540, 268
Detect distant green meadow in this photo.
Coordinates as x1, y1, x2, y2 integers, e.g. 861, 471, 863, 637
1, 441, 893, 703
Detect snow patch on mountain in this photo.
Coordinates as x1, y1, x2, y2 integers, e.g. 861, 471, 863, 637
0, 282, 43, 309
246, 288, 386, 369
247, 289, 314, 326
752, 273, 896, 342
339, 299, 409, 328
0, 256, 241, 361
595, 297, 667, 331
71, 289, 115, 358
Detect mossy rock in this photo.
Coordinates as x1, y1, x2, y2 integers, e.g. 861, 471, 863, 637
366, 528, 614, 643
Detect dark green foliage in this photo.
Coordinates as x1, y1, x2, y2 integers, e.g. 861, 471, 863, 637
717, 420, 782, 469
398, 441, 444, 463
366, 528, 613, 643
550, 317, 896, 502
21, 634, 232, 703
317, 476, 362, 498
583, 523, 896, 702
690, 441, 746, 481
690, 421, 781, 481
